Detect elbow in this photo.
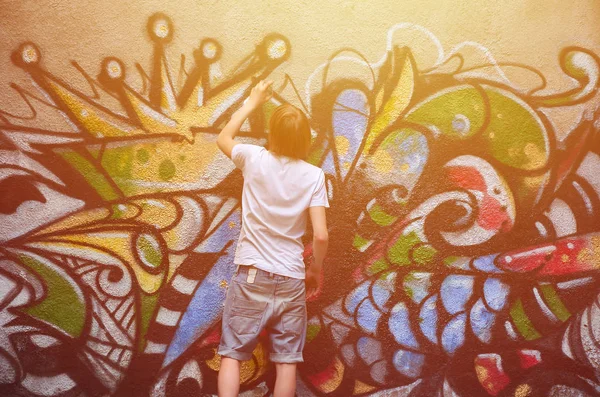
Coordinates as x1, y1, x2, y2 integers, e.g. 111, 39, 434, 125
314, 232, 329, 243
216, 136, 229, 156
216, 135, 225, 151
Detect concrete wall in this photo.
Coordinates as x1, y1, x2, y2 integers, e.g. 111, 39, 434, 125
1, 1, 600, 396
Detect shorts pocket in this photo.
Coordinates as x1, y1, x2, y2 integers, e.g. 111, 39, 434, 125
282, 302, 306, 336
229, 297, 266, 335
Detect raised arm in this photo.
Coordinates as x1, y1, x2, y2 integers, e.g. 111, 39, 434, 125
216, 79, 273, 158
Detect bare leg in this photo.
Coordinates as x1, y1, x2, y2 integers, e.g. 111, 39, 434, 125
274, 363, 297, 397
218, 357, 241, 397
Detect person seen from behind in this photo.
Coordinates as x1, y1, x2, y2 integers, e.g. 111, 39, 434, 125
216, 79, 329, 397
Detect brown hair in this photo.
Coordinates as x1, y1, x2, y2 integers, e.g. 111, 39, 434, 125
268, 104, 311, 160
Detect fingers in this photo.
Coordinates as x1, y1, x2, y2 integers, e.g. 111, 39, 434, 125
256, 79, 274, 91
305, 279, 321, 300
305, 279, 315, 298
246, 80, 274, 107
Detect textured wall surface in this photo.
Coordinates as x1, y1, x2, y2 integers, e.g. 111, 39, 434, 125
1, 1, 600, 396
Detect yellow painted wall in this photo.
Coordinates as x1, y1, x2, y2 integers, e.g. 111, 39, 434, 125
1, 0, 599, 120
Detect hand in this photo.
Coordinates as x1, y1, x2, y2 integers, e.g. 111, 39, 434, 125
246, 79, 273, 109
305, 266, 322, 300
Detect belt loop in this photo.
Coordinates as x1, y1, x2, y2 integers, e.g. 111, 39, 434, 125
235, 264, 240, 275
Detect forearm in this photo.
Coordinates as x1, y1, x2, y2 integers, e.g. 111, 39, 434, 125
218, 102, 255, 143
311, 236, 328, 272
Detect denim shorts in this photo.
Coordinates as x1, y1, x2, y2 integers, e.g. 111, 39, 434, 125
217, 265, 307, 363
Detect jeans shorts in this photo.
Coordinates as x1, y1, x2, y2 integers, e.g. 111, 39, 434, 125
217, 265, 307, 363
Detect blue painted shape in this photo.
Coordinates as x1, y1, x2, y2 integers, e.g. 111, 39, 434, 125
194, 210, 241, 253
371, 274, 395, 311
370, 360, 388, 384
357, 298, 381, 335
345, 281, 370, 313
341, 344, 356, 366
473, 254, 502, 273
404, 272, 431, 303
163, 212, 240, 368
405, 148, 427, 175
330, 323, 350, 345
470, 298, 495, 343
419, 295, 438, 344
323, 299, 354, 327
442, 313, 467, 354
389, 302, 419, 349
400, 134, 416, 151
393, 349, 425, 378
384, 132, 429, 184
356, 336, 383, 365
484, 277, 510, 311
332, 89, 369, 179
440, 275, 474, 315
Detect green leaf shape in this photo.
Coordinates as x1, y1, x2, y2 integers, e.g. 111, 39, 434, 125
18, 254, 86, 338
307, 323, 321, 342
509, 299, 541, 340
136, 234, 163, 269
56, 149, 120, 200
139, 292, 159, 352
368, 202, 398, 226
367, 258, 389, 275
404, 85, 485, 139
483, 86, 549, 171
388, 231, 423, 266
539, 284, 571, 322
102, 145, 135, 181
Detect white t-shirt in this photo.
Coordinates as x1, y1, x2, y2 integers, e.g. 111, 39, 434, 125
231, 144, 329, 279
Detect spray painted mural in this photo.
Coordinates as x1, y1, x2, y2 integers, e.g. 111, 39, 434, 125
1, 11, 600, 397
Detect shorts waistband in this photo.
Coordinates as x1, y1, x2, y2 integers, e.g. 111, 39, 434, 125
236, 264, 291, 280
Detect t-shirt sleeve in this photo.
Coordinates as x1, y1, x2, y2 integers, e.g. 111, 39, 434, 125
231, 143, 257, 172
309, 170, 330, 208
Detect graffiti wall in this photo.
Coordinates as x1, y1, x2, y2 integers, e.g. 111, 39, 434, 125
1, 1, 600, 396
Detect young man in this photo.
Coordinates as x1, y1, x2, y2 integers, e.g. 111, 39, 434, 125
216, 79, 329, 397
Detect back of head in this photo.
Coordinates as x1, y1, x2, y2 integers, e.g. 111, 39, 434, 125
268, 104, 311, 160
